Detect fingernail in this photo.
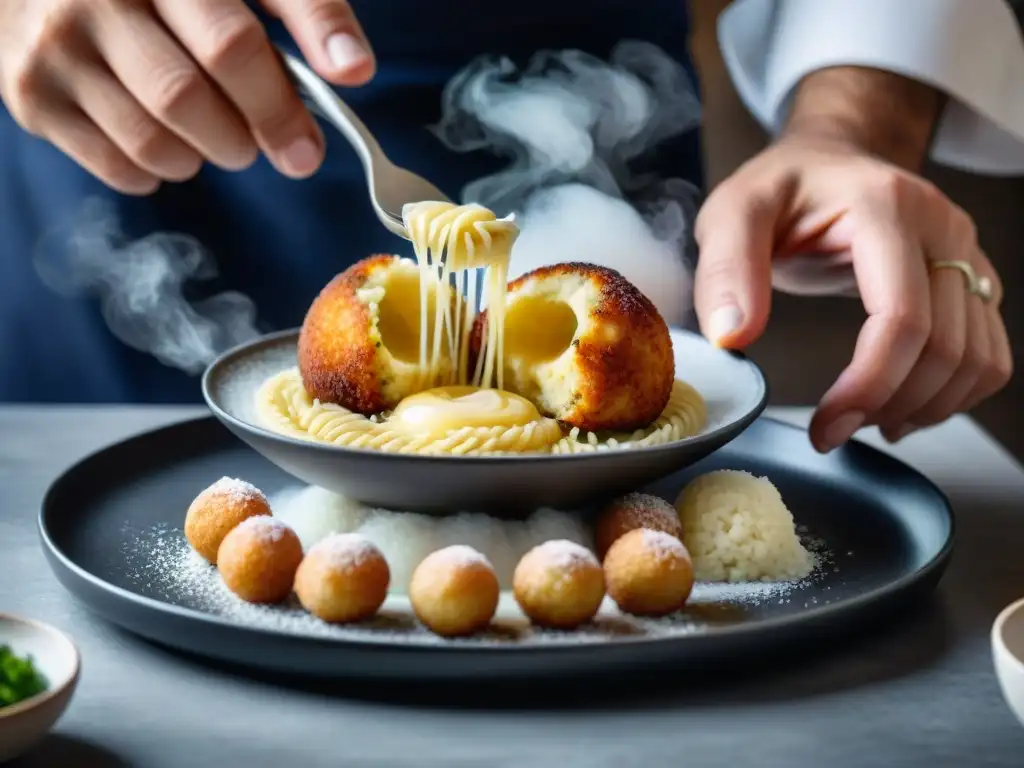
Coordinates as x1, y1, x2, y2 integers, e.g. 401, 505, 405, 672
820, 411, 865, 453
706, 305, 743, 347
893, 423, 917, 442
280, 136, 321, 177
882, 423, 917, 443
327, 33, 371, 73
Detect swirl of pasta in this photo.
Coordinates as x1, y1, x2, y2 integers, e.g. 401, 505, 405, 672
401, 201, 519, 390
402, 201, 518, 272
256, 368, 564, 456
550, 380, 708, 454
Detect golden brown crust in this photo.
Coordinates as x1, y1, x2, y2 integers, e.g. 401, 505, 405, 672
184, 487, 271, 565
408, 552, 500, 637
603, 528, 694, 617
217, 521, 305, 605
512, 547, 605, 629
594, 494, 683, 561
297, 254, 394, 414
471, 262, 675, 432
293, 544, 390, 624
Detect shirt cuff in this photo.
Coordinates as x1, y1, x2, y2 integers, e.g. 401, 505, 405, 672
717, 0, 1024, 176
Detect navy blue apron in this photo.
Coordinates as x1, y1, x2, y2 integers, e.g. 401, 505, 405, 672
0, 1, 699, 403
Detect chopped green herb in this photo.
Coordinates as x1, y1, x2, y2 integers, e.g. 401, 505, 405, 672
0, 644, 48, 708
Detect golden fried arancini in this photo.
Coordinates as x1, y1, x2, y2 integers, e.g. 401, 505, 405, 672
294, 533, 391, 624
603, 528, 694, 617
513, 540, 605, 629
594, 492, 684, 561
470, 263, 674, 431
408, 545, 500, 638
184, 477, 272, 565
297, 255, 459, 414
217, 516, 304, 605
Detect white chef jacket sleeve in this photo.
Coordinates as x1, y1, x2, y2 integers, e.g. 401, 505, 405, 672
717, 0, 1024, 175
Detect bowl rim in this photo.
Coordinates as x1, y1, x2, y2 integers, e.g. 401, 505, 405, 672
200, 327, 771, 464
994, 597, 1024, 673
0, 613, 80, 720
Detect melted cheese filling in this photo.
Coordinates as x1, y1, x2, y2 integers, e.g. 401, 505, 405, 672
401, 201, 518, 428
390, 386, 542, 439
256, 368, 706, 455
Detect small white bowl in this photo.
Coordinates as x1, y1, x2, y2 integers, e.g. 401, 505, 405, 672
992, 597, 1024, 726
0, 614, 80, 763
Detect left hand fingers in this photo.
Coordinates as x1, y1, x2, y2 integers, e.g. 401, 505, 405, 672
900, 253, 1012, 432
875, 203, 977, 439
808, 196, 931, 453
963, 315, 1014, 411
874, 259, 967, 439
961, 265, 1013, 412
692, 183, 780, 349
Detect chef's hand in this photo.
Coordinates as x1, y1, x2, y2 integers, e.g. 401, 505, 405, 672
694, 67, 1012, 453
0, 0, 374, 193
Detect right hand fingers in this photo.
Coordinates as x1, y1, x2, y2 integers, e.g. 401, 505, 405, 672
2, 46, 160, 194
62, 52, 203, 182
261, 0, 375, 85
2, 0, 337, 189
90, 3, 260, 173
40, 100, 161, 195
153, 0, 326, 178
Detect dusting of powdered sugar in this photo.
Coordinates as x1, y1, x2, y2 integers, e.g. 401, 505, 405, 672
426, 544, 494, 571
202, 476, 267, 504
118, 518, 833, 647
638, 529, 689, 562
526, 540, 600, 571
270, 485, 592, 591
308, 533, 382, 571
608, 493, 680, 530
230, 515, 292, 544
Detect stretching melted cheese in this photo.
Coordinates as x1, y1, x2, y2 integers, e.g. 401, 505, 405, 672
402, 201, 518, 393
390, 386, 542, 439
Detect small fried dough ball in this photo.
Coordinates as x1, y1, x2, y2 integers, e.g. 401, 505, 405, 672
603, 528, 694, 617
513, 540, 605, 629
594, 492, 683, 560
217, 516, 304, 604
294, 533, 390, 624
185, 477, 271, 564
408, 545, 500, 638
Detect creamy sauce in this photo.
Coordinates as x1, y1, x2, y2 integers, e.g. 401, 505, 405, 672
390, 386, 542, 439
401, 201, 518, 394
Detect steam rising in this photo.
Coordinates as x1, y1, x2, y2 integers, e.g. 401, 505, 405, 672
33, 198, 260, 374
433, 40, 701, 325
33, 40, 700, 375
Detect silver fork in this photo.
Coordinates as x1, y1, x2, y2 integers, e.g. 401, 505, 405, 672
277, 48, 454, 240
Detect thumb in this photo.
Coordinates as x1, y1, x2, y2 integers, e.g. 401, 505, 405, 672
693, 188, 779, 349
262, 0, 375, 85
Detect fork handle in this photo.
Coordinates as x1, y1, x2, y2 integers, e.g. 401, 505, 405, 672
276, 47, 385, 175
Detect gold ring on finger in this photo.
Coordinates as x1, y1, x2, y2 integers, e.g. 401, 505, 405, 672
929, 259, 994, 303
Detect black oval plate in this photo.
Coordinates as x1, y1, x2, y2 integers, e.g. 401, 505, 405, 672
39, 415, 954, 683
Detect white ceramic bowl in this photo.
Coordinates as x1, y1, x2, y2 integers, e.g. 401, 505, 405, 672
0, 614, 80, 763
992, 597, 1024, 726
